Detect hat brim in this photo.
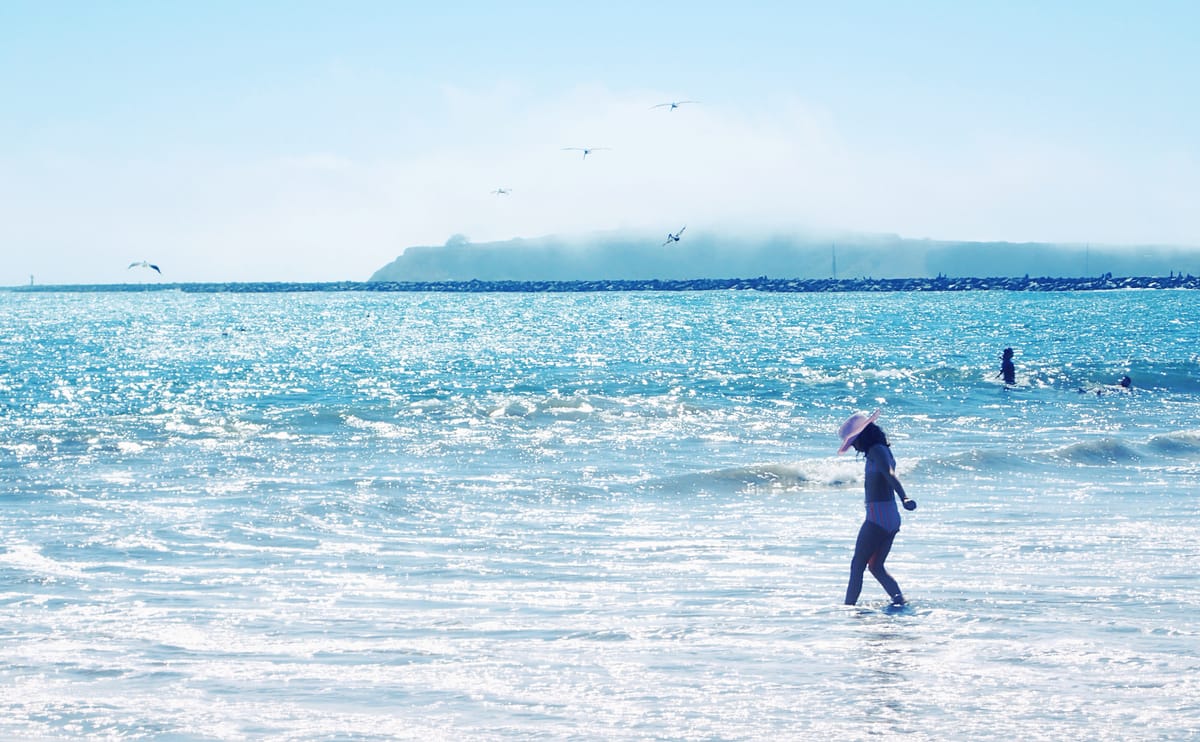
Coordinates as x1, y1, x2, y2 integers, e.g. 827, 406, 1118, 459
837, 409, 880, 454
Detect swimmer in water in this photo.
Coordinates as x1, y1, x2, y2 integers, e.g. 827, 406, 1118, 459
996, 347, 1016, 386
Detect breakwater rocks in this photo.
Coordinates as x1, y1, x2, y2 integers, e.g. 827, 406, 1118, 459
9, 274, 1200, 294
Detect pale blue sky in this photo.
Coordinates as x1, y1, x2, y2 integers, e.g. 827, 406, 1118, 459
2, 1, 1197, 284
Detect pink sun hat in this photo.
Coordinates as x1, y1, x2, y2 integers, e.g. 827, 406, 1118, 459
837, 409, 880, 454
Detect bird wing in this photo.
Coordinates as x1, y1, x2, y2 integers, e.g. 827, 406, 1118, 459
128, 261, 142, 269
149, 264, 162, 273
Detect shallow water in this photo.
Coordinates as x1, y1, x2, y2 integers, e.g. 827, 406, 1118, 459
1, 289, 1198, 739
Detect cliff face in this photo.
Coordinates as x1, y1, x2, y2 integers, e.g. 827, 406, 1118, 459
369, 232, 1200, 282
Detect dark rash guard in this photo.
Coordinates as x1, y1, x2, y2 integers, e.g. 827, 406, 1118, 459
863, 443, 901, 533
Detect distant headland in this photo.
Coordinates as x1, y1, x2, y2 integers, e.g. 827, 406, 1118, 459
369, 230, 1200, 283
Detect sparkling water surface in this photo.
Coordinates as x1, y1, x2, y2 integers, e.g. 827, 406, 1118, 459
2, 290, 1199, 739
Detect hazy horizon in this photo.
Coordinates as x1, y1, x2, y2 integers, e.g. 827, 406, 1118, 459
12, 225, 1200, 287
3, 3, 1198, 285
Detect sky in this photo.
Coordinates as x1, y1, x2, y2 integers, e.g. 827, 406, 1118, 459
2, 1, 1198, 284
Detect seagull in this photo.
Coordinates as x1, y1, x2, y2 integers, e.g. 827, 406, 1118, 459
562, 147, 610, 160
492, 188, 511, 195
128, 261, 162, 274
662, 226, 686, 246
652, 100, 697, 112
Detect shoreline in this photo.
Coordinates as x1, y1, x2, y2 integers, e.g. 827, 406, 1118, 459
5, 274, 1199, 294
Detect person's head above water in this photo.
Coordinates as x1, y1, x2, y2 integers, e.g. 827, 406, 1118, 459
1002, 347, 1014, 359
837, 409, 888, 454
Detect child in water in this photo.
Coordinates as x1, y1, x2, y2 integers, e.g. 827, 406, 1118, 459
837, 410, 916, 606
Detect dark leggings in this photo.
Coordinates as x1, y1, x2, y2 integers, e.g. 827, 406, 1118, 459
844, 520, 902, 605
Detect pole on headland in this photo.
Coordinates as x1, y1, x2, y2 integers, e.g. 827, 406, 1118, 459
832, 244, 837, 280
1085, 244, 1089, 277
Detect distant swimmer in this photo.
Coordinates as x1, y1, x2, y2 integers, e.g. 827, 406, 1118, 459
562, 147, 610, 160
128, 261, 162, 274
491, 188, 511, 195
995, 347, 1015, 385
662, 226, 686, 246
652, 100, 697, 111
1078, 374, 1133, 397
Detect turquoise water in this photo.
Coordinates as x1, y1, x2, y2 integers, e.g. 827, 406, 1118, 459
2, 290, 1199, 739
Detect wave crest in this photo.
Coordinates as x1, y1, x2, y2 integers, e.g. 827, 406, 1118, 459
1146, 430, 1200, 457
1050, 438, 1142, 465
646, 459, 868, 495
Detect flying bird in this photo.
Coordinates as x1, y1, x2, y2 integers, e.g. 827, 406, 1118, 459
128, 261, 162, 274
492, 188, 511, 195
652, 100, 697, 112
562, 147, 610, 160
662, 226, 686, 246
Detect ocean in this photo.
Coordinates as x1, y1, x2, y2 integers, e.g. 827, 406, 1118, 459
1, 288, 1198, 740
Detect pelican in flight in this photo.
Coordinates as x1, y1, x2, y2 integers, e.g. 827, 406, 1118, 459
652, 100, 697, 112
492, 188, 511, 195
128, 261, 162, 274
662, 226, 686, 246
562, 147, 610, 160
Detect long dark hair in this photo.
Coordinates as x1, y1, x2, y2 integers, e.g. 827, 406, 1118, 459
851, 422, 889, 454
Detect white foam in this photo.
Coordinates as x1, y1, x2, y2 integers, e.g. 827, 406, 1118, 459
1, 543, 84, 579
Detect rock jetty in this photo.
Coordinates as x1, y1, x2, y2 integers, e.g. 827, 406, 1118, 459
8, 274, 1200, 293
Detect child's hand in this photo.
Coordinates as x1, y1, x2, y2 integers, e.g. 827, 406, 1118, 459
902, 499, 917, 511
